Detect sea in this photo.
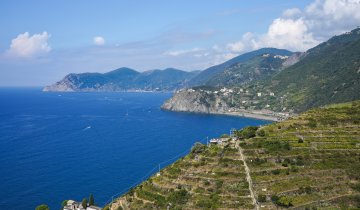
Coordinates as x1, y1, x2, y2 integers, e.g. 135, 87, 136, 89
0, 87, 269, 210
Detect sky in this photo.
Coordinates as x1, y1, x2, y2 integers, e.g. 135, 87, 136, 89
1, 0, 360, 86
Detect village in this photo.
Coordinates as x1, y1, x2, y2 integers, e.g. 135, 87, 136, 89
179, 86, 294, 121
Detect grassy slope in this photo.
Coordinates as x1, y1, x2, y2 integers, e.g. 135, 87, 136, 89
110, 101, 360, 209
264, 28, 360, 112
205, 54, 286, 87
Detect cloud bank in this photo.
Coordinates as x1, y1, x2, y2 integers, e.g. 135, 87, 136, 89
227, 0, 360, 53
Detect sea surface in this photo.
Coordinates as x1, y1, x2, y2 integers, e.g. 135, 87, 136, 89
0, 88, 269, 210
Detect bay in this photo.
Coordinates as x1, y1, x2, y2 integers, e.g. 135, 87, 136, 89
0, 88, 269, 210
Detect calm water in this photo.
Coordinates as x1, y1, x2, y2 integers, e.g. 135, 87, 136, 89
0, 88, 269, 210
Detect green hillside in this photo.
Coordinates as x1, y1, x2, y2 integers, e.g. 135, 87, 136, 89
205, 53, 289, 87
262, 28, 360, 112
109, 100, 360, 210
188, 48, 293, 86
43, 67, 199, 92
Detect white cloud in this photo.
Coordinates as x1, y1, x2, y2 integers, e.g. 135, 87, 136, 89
258, 18, 320, 51
226, 41, 245, 53
225, 0, 360, 53
164, 48, 203, 56
282, 8, 302, 18
6, 32, 51, 58
93, 36, 105, 46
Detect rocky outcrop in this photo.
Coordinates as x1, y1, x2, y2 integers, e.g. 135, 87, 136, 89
282, 52, 306, 68
161, 89, 230, 114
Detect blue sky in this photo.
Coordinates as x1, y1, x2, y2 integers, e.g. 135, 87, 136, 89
1, 0, 359, 86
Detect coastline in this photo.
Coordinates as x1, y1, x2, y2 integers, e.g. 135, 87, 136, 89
161, 108, 292, 122
209, 110, 281, 122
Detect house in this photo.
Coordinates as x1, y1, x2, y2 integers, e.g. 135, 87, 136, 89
87, 206, 102, 210
63, 200, 102, 210
257, 92, 262, 97
209, 138, 229, 145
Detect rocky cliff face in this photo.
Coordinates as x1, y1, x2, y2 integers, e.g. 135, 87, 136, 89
43, 74, 79, 92
161, 89, 230, 114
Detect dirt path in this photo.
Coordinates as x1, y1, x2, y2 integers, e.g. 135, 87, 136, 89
236, 141, 260, 210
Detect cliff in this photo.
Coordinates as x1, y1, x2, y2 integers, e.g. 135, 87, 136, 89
161, 88, 292, 121
161, 89, 230, 114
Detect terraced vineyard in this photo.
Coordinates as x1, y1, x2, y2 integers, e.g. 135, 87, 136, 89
109, 101, 360, 209
243, 101, 360, 209
109, 139, 255, 210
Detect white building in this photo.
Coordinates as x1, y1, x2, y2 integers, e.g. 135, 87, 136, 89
63, 200, 102, 210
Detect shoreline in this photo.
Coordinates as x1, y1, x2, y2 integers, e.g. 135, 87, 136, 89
161, 108, 291, 122
209, 110, 281, 122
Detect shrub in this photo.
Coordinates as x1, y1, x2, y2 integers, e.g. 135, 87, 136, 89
298, 138, 304, 143
220, 134, 230, 138
271, 195, 293, 207
61, 200, 68, 207
235, 126, 259, 139
257, 129, 266, 137
191, 142, 206, 154
258, 194, 266, 202
35, 205, 49, 210
277, 196, 293, 207
307, 119, 317, 128
272, 169, 281, 175
168, 188, 190, 205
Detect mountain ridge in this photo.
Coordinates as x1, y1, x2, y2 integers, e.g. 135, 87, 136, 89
188, 48, 294, 86
162, 28, 360, 116
43, 67, 199, 92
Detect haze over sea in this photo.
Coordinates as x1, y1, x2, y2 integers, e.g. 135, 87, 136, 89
0, 88, 268, 210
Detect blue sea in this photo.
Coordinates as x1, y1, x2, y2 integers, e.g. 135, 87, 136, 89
0, 88, 269, 210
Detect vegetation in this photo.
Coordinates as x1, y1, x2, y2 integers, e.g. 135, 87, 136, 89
235, 126, 258, 139
89, 194, 94, 206
61, 200, 68, 207
81, 198, 87, 209
112, 100, 360, 209
35, 204, 49, 210
264, 28, 360, 112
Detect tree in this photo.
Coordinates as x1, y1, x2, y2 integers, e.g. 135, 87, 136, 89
61, 200, 68, 207
35, 204, 49, 210
235, 126, 259, 139
89, 193, 94, 206
257, 129, 266, 137
81, 198, 88, 209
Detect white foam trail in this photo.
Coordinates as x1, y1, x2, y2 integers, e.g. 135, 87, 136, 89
83, 126, 91, 131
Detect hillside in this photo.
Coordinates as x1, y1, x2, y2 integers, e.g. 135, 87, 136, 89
188, 48, 294, 87
43, 68, 199, 92
260, 27, 360, 112
162, 28, 360, 115
108, 100, 360, 210
205, 53, 292, 87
